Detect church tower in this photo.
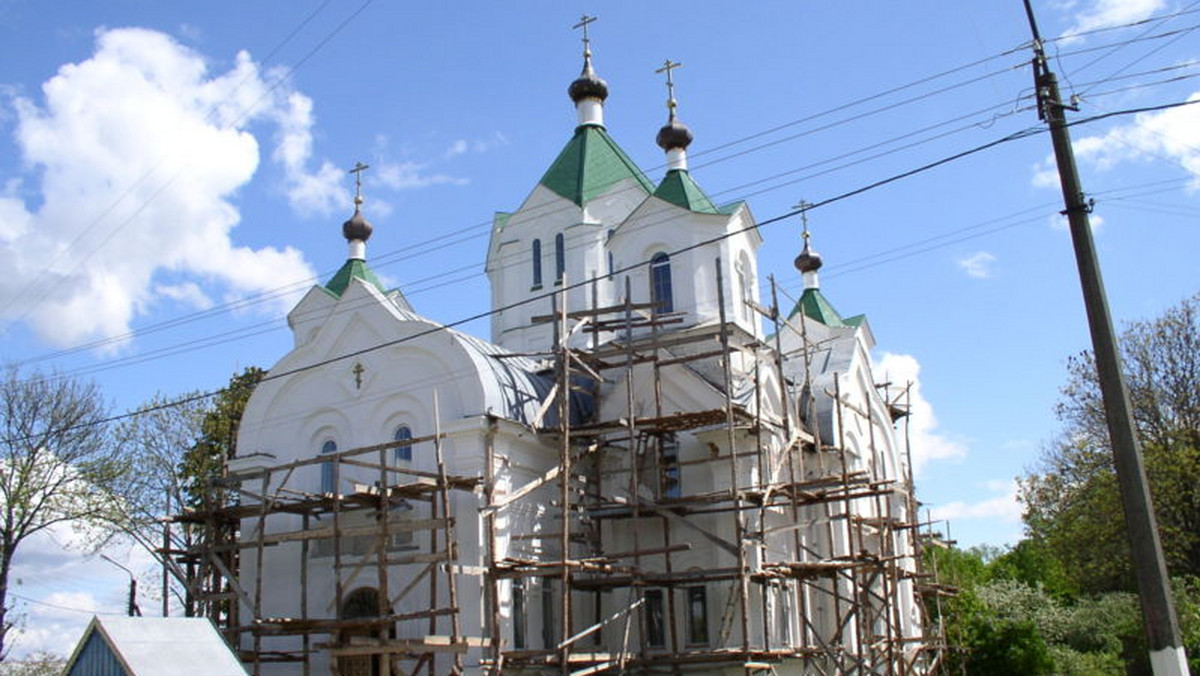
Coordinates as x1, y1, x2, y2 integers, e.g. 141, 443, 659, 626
485, 18, 654, 351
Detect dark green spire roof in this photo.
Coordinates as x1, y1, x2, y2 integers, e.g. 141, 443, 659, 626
539, 126, 654, 205
789, 288, 851, 327
325, 259, 387, 298
653, 169, 719, 214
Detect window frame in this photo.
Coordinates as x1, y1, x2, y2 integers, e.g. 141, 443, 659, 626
319, 439, 337, 494
531, 238, 543, 289
392, 424, 413, 463
686, 586, 709, 646
650, 252, 673, 314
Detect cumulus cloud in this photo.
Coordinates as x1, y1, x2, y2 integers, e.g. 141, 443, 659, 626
1062, 0, 1165, 37
372, 159, 467, 190
0, 27, 334, 349
956, 251, 997, 278
873, 352, 968, 476
1070, 92, 1200, 187
930, 479, 1021, 521
6, 526, 156, 658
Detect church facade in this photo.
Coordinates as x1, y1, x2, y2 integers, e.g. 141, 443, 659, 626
213, 32, 934, 676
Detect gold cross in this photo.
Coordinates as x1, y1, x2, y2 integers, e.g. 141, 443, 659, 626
656, 59, 683, 119
792, 200, 814, 241
573, 15, 597, 57
352, 362, 365, 390
348, 161, 370, 205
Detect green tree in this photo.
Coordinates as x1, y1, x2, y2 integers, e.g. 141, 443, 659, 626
179, 367, 263, 509
1021, 293, 1200, 593
110, 391, 209, 612
0, 367, 122, 659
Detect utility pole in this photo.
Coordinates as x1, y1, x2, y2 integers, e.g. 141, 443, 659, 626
101, 554, 142, 618
1021, 2, 1188, 674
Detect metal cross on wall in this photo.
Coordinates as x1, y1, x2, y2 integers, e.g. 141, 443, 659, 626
352, 362, 365, 390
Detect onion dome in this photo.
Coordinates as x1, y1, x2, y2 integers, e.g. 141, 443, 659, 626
656, 118, 693, 151
794, 238, 822, 274
569, 59, 609, 104
342, 196, 373, 243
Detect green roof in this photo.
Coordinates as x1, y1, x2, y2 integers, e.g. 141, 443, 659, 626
325, 258, 387, 298
788, 288, 851, 327
653, 169, 719, 214
539, 125, 654, 205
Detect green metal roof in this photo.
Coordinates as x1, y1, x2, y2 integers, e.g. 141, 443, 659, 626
325, 258, 387, 298
788, 288, 851, 327
653, 169, 719, 214
539, 125, 654, 205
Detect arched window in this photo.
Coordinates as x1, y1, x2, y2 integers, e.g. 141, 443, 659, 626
320, 439, 337, 493
531, 239, 542, 288
736, 256, 751, 321
554, 233, 565, 283
606, 229, 615, 279
393, 425, 413, 463
650, 252, 673, 314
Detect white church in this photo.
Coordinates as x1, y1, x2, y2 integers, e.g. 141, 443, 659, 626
213, 25, 933, 676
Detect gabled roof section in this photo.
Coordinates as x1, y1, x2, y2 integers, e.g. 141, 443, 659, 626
325, 259, 387, 298
64, 616, 247, 676
789, 288, 851, 328
539, 125, 654, 206
653, 169, 718, 214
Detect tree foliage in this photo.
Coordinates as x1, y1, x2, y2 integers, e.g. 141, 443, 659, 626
179, 366, 264, 509
1021, 292, 1200, 593
0, 367, 120, 659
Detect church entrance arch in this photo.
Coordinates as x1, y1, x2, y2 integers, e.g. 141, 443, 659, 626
338, 587, 386, 676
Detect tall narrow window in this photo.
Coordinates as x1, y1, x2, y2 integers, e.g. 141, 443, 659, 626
660, 434, 681, 499
554, 233, 565, 283
531, 239, 542, 288
686, 586, 708, 645
736, 257, 751, 321
541, 580, 556, 649
644, 589, 665, 648
513, 580, 527, 649
606, 229, 615, 279
650, 252, 673, 314
320, 439, 337, 493
393, 425, 413, 462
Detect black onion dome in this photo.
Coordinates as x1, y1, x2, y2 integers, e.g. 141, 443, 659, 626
569, 60, 609, 103
342, 207, 373, 242
794, 241, 823, 274
656, 119, 693, 151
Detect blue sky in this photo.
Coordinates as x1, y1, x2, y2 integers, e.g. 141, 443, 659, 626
2, 0, 1199, 658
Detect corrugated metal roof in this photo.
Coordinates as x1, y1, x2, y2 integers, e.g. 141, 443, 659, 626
64, 616, 247, 676
653, 169, 719, 214
538, 126, 654, 205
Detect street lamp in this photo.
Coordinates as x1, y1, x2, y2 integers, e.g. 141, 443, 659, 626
100, 554, 142, 617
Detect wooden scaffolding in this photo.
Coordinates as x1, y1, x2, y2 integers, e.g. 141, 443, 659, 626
172, 265, 947, 675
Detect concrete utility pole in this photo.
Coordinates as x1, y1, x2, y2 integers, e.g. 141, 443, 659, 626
1020, 2, 1189, 674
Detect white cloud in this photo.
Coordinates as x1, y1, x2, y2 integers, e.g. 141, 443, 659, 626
372, 159, 467, 190
929, 479, 1022, 523
1070, 91, 1200, 187
873, 352, 968, 476
444, 139, 469, 158
6, 525, 157, 659
1048, 212, 1103, 232
956, 251, 997, 279
1063, 0, 1165, 37
154, 282, 213, 310
1031, 154, 1060, 189
0, 27, 322, 349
